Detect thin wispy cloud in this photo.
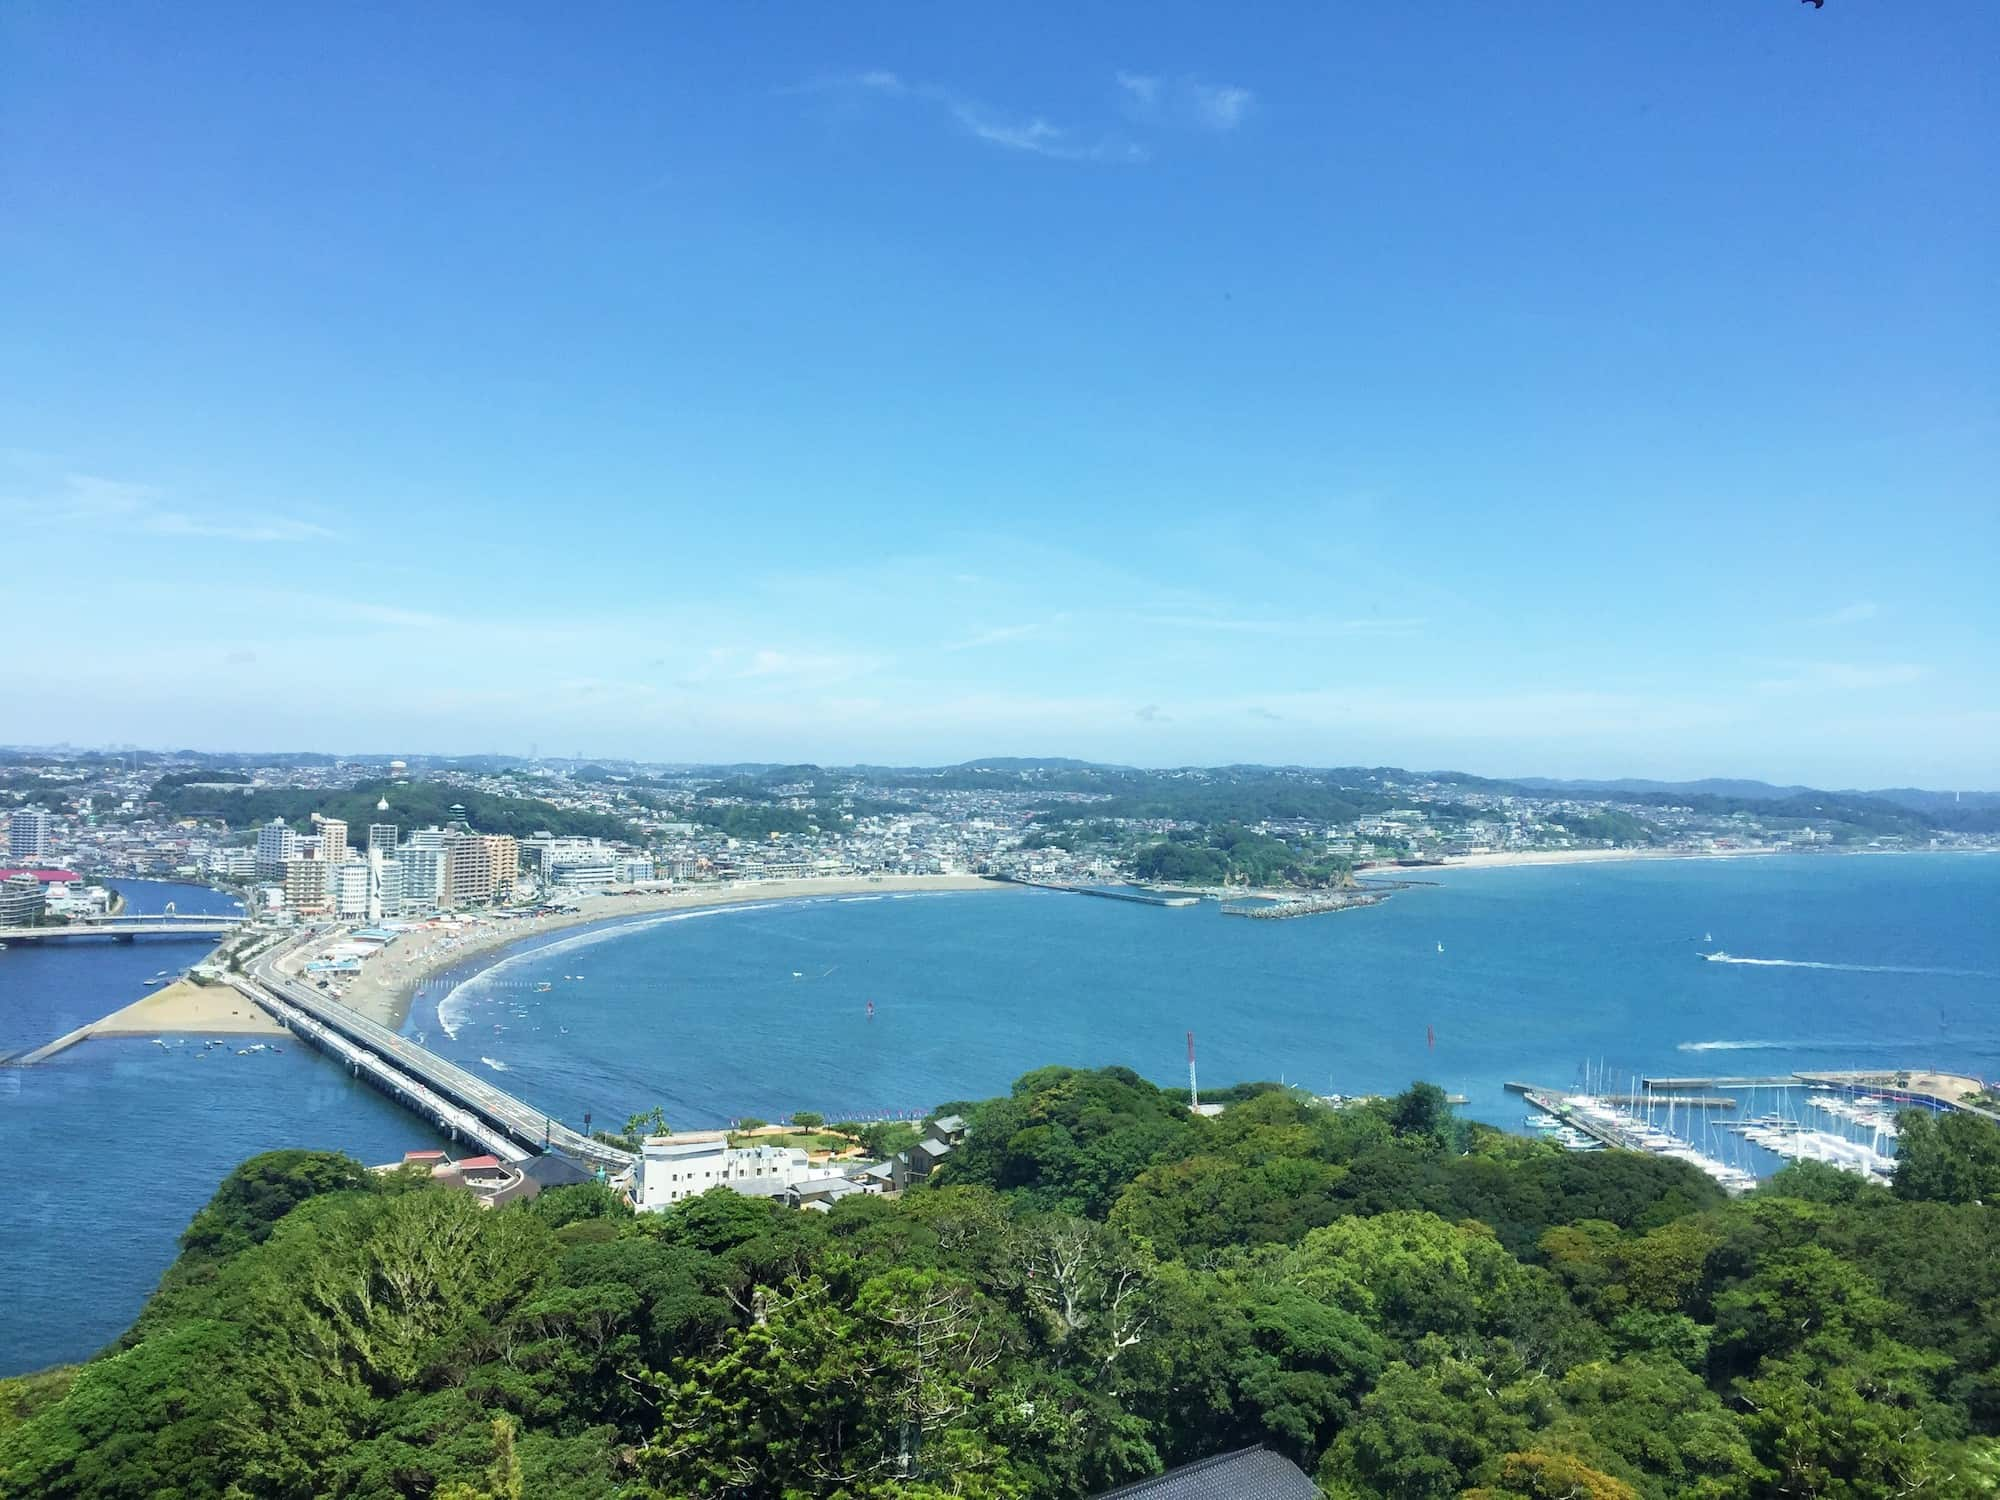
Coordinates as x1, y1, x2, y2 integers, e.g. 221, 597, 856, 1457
1187, 81, 1254, 130
1810, 600, 1880, 626
1114, 72, 1162, 109
802, 71, 1147, 164
14, 472, 333, 544
1115, 72, 1256, 131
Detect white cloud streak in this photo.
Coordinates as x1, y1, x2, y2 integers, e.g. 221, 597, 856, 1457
1114, 73, 1255, 131
12, 472, 333, 544
809, 71, 1147, 164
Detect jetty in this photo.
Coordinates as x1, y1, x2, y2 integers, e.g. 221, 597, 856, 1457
1504, 1083, 1734, 1109
1220, 891, 1389, 919
1642, 1070, 1997, 1124
1513, 1083, 1758, 1192
1000, 878, 1200, 907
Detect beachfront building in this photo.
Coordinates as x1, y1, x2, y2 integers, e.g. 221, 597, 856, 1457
6, 807, 55, 861
256, 817, 298, 880
399, 831, 445, 909
331, 858, 369, 917
484, 833, 519, 898
282, 856, 329, 914
635, 1131, 813, 1212
370, 853, 403, 919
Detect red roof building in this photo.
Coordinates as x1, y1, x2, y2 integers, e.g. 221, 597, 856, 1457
0, 869, 81, 884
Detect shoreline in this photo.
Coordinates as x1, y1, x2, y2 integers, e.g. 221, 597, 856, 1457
1424, 846, 1783, 872
330, 875, 1009, 1031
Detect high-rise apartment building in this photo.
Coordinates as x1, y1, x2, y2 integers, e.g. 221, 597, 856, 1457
7, 807, 55, 860
441, 831, 494, 908
256, 817, 298, 879
315, 816, 349, 862
368, 823, 398, 857
372, 854, 404, 919
482, 834, 519, 898
283, 856, 329, 913
331, 859, 369, 917
0, 872, 47, 925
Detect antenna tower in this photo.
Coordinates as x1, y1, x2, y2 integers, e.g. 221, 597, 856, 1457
1187, 1031, 1198, 1110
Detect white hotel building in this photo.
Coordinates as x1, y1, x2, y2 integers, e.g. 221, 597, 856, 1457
635, 1131, 813, 1212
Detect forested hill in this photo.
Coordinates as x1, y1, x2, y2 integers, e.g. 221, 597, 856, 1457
146, 776, 635, 843
3, 1068, 1997, 1499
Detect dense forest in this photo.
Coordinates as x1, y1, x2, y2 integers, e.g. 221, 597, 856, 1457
3, 1068, 1995, 1499
144, 777, 636, 844
1131, 827, 1353, 888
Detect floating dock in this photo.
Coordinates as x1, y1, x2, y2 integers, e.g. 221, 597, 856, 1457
1504, 1083, 1734, 1108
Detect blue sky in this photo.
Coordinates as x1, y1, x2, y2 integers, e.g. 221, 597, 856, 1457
3, 3, 1994, 785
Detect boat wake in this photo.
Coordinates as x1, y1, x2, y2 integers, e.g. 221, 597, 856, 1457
1701, 951, 1993, 978
1679, 1038, 1879, 1053
479, 1055, 509, 1072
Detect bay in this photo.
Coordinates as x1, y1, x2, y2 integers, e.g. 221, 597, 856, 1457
2, 855, 1994, 1378
417, 854, 1999, 1136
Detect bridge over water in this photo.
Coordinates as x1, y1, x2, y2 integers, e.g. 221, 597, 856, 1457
0, 914, 244, 944
242, 950, 635, 1172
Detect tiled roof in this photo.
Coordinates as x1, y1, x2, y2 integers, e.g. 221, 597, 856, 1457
1090, 1448, 1318, 1500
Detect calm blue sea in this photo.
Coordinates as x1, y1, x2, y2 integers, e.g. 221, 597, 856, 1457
0, 881, 441, 1375
2, 856, 1995, 1376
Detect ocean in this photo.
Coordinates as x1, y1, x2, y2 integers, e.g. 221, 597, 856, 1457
2, 855, 1995, 1376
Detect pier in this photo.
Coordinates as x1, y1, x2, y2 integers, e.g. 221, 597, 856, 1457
1001, 879, 1200, 907
1504, 1083, 1734, 1108
241, 948, 634, 1172
1642, 1070, 1997, 1124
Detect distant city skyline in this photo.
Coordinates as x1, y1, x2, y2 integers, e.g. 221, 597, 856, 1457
3, 5, 1993, 784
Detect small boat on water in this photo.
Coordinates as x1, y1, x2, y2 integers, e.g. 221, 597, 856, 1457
535, 981, 553, 992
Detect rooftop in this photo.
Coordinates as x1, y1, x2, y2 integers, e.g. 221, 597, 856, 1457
1090, 1448, 1318, 1500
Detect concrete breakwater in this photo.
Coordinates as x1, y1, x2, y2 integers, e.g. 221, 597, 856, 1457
1220, 890, 1393, 919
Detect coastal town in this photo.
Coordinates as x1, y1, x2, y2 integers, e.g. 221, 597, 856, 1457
5, 752, 1993, 933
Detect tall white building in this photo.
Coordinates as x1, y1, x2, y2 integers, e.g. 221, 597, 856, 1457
372, 855, 404, 918
256, 818, 299, 879
7, 807, 55, 861
398, 830, 445, 908
636, 1132, 812, 1212
331, 859, 369, 917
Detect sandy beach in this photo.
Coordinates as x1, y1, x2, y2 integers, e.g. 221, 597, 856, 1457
325, 874, 1007, 1029
74, 979, 284, 1041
